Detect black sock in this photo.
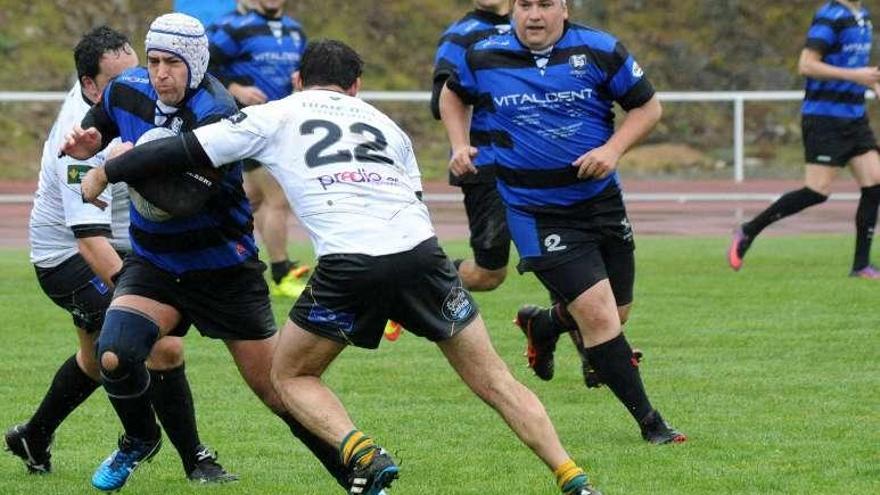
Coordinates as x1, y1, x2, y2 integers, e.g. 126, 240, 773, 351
549, 303, 577, 336
278, 412, 348, 488
584, 334, 653, 423
742, 187, 827, 238
106, 372, 160, 442
27, 355, 100, 442
270, 260, 294, 284
853, 185, 880, 271
149, 364, 200, 474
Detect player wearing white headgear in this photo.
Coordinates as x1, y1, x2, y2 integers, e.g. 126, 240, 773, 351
63, 13, 347, 493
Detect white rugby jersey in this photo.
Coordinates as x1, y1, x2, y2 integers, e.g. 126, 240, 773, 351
196, 89, 435, 257
29, 82, 130, 268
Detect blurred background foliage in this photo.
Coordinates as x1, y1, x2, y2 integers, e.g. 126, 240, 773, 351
1, 0, 879, 180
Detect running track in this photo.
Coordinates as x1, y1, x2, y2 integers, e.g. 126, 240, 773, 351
0, 179, 862, 249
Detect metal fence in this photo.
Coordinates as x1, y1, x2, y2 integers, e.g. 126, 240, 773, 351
0, 89, 871, 204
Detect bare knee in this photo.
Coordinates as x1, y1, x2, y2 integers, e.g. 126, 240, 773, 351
146, 337, 185, 370
100, 351, 119, 372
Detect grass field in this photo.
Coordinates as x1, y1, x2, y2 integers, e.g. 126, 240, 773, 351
0, 236, 878, 494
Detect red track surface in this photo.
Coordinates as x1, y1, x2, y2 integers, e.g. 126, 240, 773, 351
0, 179, 862, 249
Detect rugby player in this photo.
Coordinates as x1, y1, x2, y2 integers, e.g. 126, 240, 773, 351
440, 0, 686, 444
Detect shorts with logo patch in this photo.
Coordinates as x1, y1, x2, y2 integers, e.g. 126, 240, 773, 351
113, 254, 276, 341
462, 181, 511, 271
35, 254, 115, 333
289, 236, 479, 349
802, 115, 879, 166
511, 184, 635, 305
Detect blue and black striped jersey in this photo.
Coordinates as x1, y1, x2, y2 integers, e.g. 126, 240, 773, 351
433, 9, 511, 185
803, 1, 874, 119
207, 10, 306, 102
96, 67, 257, 275
447, 22, 654, 210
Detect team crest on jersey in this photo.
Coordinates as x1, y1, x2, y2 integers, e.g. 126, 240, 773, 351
290, 31, 302, 45
495, 24, 512, 35
228, 111, 248, 124
569, 54, 587, 70
67, 164, 90, 184
632, 62, 644, 78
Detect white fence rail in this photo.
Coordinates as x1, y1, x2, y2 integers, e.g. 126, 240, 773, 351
1, 89, 874, 204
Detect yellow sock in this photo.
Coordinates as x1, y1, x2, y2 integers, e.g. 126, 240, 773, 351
554, 459, 587, 491
340, 430, 377, 468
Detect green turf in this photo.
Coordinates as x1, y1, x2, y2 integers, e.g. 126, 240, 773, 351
0, 236, 878, 494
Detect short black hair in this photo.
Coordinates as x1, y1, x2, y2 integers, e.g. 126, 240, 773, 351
299, 39, 363, 90
74, 26, 131, 81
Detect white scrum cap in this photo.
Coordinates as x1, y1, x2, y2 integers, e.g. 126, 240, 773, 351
145, 13, 209, 89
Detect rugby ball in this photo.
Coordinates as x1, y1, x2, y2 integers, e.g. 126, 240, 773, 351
128, 127, 222, 221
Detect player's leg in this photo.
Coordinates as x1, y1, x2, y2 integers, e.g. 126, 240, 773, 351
436, 316, 600, 494
454, 183, 510, 291
245, 165, 307, 297
6, 260, 109, 474
224, 335, 348, 487
91, 292, 179, 491
848, 149, 880, 277
729, 115, 841, 270
143, 336, 236, 483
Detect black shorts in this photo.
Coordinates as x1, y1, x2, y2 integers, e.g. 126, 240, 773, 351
289, 237, 479, 349
462, 181, 511, 271
113, 254, 276, 341
514, 184, 635, 305
802, 116, 879, 166
242, 158, 262, 172
35, 254, 114, 333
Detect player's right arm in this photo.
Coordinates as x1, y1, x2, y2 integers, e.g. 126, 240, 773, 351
439, 83, 477, 177
798, 48, 880, 93
77, 236, 123, 288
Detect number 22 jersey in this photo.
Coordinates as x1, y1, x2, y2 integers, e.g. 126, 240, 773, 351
195, 89, 435, 257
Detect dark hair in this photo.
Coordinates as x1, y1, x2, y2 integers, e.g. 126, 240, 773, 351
299, 39, 363, 90
74, 26, 131, 80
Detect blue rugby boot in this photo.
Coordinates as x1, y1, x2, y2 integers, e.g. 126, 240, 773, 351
91, 433, 162, 491
347, 447, 399, 495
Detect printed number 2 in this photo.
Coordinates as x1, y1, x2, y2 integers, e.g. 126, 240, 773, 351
301, 119, 393, 168
544, 234, 567, 252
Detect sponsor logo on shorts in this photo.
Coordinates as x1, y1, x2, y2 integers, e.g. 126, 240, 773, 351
441, 287, 474, 322
816, 155, 832, 163
621, 217, 634, 242
308, 304, 355, 333
316, 168, 400, 190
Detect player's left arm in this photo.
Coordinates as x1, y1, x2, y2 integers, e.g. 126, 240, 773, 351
573, 95, 661, 180
573, 42, 661, 179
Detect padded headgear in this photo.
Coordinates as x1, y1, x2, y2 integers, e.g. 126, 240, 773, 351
145, 13, 209, 89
